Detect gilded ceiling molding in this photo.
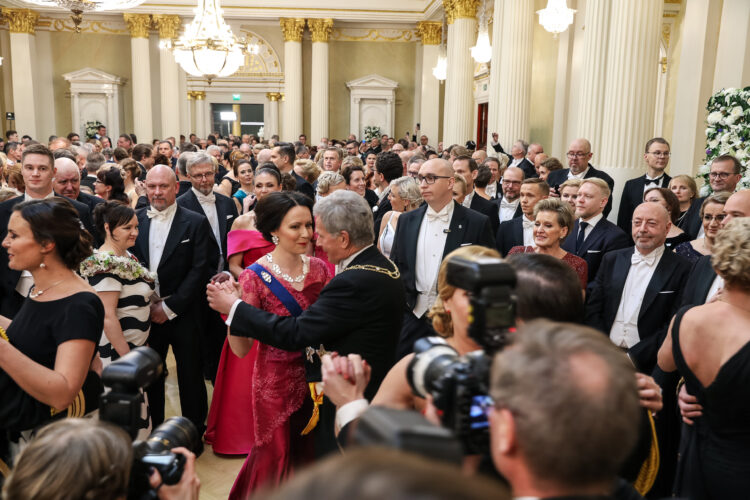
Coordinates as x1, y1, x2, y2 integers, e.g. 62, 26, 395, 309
1, 8, 40, 35
153, 14, 181, 40
280, 18, 305, 42
443, 0, 478, 24
266, 92, 283, 101
416, 20, 441, 45
329, 28, 416, 42
123, 13, 151, 38
44, 17, 128, 34
308, 18, 334, 43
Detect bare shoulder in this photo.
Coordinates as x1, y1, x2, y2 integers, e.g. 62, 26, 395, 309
232, 212, 256, 231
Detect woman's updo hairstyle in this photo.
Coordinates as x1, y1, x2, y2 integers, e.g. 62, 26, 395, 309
255, 191, 314, 244
93, 201, 136, 240
428, 245, 501, 337
13, 198, 93, 270
712, 217, 750, 290
97, 165, 129, 204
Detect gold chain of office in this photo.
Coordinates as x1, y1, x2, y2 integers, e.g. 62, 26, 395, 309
344, 262, 400, 279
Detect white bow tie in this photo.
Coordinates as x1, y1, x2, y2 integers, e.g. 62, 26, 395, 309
631, 251, 657, 266
501, 200, 517, 210
196, 192, 216, 204
147, 204, 176, 221
522, 219, 534, 230
426, 208, 449, 223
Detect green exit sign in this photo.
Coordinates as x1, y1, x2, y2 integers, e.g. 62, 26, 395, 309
232, 94, 241, 101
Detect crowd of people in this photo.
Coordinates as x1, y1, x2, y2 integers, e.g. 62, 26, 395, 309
0, 125, 748, 500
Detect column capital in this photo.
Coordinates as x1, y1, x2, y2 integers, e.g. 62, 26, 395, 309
193, 91, 206, 100
280, 18, 306, 42
153, 14, 181, 40
266, 92, 283, 102
123, 13, 152, 39
1, 8, 39, 34
443, 0, 479, 24
416, 21, 442, 45
308, 18, 334, 43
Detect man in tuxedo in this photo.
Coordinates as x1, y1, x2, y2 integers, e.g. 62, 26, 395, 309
372, 151, 404, 240
563, 179, 631, 282
157, 140, 178, 169
547, 138, 615, 217
132, 143, 154, 180
175, 152, 194, 198
681, 155, 743, 238
452, 155, 501, 234
53, 158, 105, 245
81, 152, 105, 192
508, 140, 537, 179
390, 158, 495, 358
271, 142, 315, 200
585, 203, 691, 373
483, 156, 502, 199
496, 178, 549, 256
206, 190, 405, 456
617, 138, 672, 235
131, 165, 212, 435
495, 166, 525, 224
0, 144, 96, 318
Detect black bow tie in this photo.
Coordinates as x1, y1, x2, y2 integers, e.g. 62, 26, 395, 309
645, 175, 663, 184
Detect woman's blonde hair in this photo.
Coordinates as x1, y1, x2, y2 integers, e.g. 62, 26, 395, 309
2, 419, 132, 500
316, 171, 346, 196
712, 218, 750, 290
295, 159, 322, 183
453, 173, 467, 196
389, 176, 423, 211
428, 245, 501, 337
668, 174, 698, 201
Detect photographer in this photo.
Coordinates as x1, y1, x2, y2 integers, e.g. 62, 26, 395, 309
1, 418, 200, 500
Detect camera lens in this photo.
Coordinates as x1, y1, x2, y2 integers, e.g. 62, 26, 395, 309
407, 337, 459, 400
146, 416, 199, 454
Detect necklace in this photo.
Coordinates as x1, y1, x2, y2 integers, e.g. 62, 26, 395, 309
265, 253, 308, 283
29, 279, 65, 298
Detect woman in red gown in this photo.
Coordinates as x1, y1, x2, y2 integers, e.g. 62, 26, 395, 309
205, 167, 281, 455
227, 191, 331, 498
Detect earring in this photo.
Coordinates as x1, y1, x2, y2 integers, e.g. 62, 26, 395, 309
39, 262, 46, 269
272, 235, 280, 245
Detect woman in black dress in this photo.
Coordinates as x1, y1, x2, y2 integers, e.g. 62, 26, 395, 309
0, 198, 103, 451
658, 218, 750, 499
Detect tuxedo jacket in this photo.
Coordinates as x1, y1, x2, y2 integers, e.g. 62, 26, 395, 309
680, 254, 716, 307
513, 157, 538, 179
0, 195, 95, 317
177, 180, 192, 198
176, 189, 238, 272
389, 202, 495, 311
617, 173, 672, 235
131, 205, 211, 317
80, 175, 97, 192
372, 190, 392, 243
468, 193, 500, 234
547, 165, 616, 217
561, 218, 631, 282
292, 171, 315, 200
585, 247, 691, 373
495, 216, 524, 257
679, 196, 706, 239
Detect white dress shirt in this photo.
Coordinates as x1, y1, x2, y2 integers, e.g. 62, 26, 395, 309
461, 190, 475, 209
334, 244, 372, 275
568, 166, 590, 180
486, 182, 497, 199
16, 191, 58, 296
148, 202, 178, 320
192, 187, 222, 270
579, 212, 604, 242
498, 197, 520, 223
24, 191, 55, 202
510, 157, 522, 168
609, 245, 666, 348
522, 215, 535, 247
413, 202, 454, 317
706, 275, 724, 303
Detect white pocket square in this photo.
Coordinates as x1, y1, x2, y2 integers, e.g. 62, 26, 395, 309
658, 290, 675, 294
226, 214, 233, 219
180, 239, 190, 243
460, 243, 472, 247
586, 250, 601, 254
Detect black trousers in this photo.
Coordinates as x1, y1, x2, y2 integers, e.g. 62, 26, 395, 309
396, 311, 436, 360
146, 314, 208, 435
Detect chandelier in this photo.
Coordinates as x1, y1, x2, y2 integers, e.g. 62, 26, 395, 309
21, 0, 146, 32
537, 0, 576, 37
432, 15, 447, 82
470, 0, 491, 63
169, 0, 247, 83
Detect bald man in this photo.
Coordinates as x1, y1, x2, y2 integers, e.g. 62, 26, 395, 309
390, 158, 495, 358
585, 202, 691, 373
53, 157, 104, 217
130, 164, 212, 437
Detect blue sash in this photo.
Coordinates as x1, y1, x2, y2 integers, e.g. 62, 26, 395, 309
248, 263, 303, 317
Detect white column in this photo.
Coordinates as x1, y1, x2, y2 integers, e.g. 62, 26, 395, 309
712, 0, 750, 92
194, 92, 207, 138
486, 0, 503, 149
71, 93, 80, 136
178, 69, 190, 140
670, 0, 722, 178
4, 9, 39, 139
280, 18, 305, 142
154, 15, 182, 141
493, 0, 534, 149
576, 0, 611, 150
417, 21, 442, 147
266, 92, 281, 138
309, 19, 333, 144
186, 92, 195, 137
124, 14, 153, 142
599, 0, 663, 220
442, 0, 478, 147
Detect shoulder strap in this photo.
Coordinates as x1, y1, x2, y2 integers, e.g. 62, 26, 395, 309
248, 263, 303, 317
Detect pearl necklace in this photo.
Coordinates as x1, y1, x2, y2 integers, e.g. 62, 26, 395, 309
265, 253, 309, 283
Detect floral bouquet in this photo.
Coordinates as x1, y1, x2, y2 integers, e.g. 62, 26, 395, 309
364, 125, 381, 142
700, 87, 750, 195
84, 120, 104, 139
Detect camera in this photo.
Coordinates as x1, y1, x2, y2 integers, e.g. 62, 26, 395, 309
100, 347, 199, 500
406, 256, 516, 454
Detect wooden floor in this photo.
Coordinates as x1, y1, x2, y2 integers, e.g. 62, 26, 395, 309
164, 349, 244, 500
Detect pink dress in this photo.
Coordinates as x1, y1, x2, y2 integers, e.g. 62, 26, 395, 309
229, 257, 332, 499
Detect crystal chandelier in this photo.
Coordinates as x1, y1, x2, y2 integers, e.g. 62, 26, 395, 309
537, 0, 576, 37
21, 0, 146, 32
470, 0, 491, 63
170, 0, 247, 83
432, 16, 447, 82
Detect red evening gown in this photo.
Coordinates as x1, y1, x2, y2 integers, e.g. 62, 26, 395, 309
507, 246, 589, 289
229, 256, 332, 499
205, 230, 274, 455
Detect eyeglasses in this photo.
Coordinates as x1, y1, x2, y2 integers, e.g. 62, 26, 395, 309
502, 180, 522, 186
417, 174, 451, 184
709, 172, 735, 180
566, 151, 589, 158
407, 171, 420, 179
648, 152, 671, 158
703, 214, 726, 222
190, 172, 214, 180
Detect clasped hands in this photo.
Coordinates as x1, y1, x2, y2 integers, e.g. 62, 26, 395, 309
206, 274, 241, 315
321, 353, 371, 408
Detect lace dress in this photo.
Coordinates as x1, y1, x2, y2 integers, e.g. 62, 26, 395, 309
508, 246, 589, 289
229, 256, 332, 499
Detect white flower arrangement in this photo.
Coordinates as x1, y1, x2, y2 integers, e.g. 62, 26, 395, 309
698, 86, 750, 194
364, 125, 381, 142
79, 252, 156, 283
